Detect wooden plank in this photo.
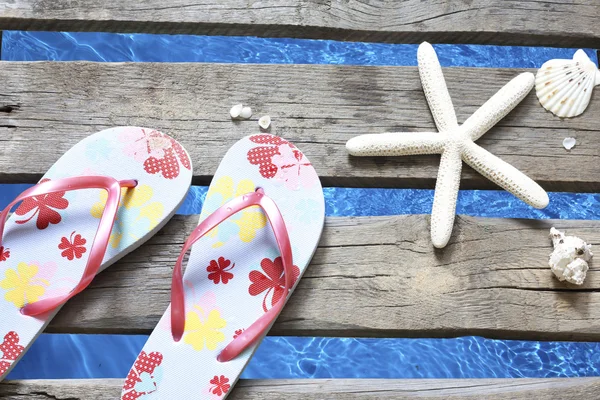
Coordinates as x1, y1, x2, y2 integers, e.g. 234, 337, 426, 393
46, 214, 600, 341
0, 1, 599, 47
0, 62, 598, 191
2, 378, 600, 399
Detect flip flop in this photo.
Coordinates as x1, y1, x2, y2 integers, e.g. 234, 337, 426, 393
0, 127, 192, 381
121, 134, 324, 399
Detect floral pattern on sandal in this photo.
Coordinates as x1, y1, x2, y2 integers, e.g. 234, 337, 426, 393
58, 231, 87, 260
120, 128, 191, 179
0, 331, 25, 376
91, 184, 164, 249
121, 351, 164, 400
207, 257, 235, 285
200, 177, 267, 248
14, 179, 69, 230
0, 262, 51, 308
249, 256, 300, 312
183, 297, 227, 352
204, 375, 231, 398
0, 246, 9, 262
247, 135, 318, 190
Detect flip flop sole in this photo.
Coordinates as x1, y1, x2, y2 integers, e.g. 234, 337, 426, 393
0, 127, 192, 381
121, 134, 324, 399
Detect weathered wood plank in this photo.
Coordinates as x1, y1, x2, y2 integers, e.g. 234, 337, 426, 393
0, 1, 599, 47
45, 214, 600, 341
2, 378, 600, 399
0, 62, 598, 191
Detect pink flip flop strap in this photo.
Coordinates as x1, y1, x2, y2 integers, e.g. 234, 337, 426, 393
0, 176, 137, 316
170, 188, 294, 362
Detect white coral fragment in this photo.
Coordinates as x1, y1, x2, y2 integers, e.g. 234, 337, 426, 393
259, 115, 271, 130
230, 104, 243, 119
549, 227, 593, 285
562, 137, 576, 150
240, 106, 252, 119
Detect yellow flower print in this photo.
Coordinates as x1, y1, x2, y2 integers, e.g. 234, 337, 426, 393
201, 176, 267, 248
91, 184, 164, 249
183, 307, 227, 351
0, 262, 47, 308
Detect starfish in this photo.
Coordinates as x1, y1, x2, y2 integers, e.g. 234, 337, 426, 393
346, 42, 549, 248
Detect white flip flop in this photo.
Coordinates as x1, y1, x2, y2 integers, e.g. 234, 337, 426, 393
121, 134, 324, 399
0, 127, 192, 381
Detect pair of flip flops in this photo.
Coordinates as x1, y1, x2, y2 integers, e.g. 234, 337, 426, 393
0, 127, 325, 399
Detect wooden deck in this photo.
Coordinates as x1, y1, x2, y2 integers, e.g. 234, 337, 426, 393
1, 0, 599, 47
1, 62, 598, 190
0, 0, 599, 398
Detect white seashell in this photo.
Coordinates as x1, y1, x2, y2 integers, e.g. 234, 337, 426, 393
535, 49, 600, 118
549, 227, 593, 285
230, 104, 243, 119
258, 115, 271, 130
562, 137, 576, 150
240, 107, 252, 119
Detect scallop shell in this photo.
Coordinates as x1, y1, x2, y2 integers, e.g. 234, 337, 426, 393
535, 50, 600, 118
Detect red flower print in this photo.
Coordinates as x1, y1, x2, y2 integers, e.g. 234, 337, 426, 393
58, 231, 87, 261
122, 128, 191, 180
249, 257, 300, 312
233, 328, 244, 339
0, 331, 25, 376
207, 256, 235, 284
247, 135, 294, 179
14, 179, 69, 230
247, 135, 315, 189
0, 246, 9, 262
121, 351, 163, 400
209, 375, 230, 397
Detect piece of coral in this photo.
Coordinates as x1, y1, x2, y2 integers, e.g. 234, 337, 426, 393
549, 227, 593, 285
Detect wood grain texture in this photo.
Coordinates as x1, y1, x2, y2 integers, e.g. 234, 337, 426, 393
0, 62, 598, 191
2, 378, 600, 399
44, 214, 600, 341
0, 1, 599, 47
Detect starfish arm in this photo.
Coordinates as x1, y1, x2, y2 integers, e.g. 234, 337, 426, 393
417, 42, 458, 132
346, 132, 445, 156
462, 141, 549, 209
463, 72, 535, 141
430, 145, 462, 248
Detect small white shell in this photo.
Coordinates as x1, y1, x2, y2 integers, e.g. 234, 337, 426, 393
240, 107, 252, 119
535, 50, 600, 118
258, 115, 271, 130
562, 137, 576, 150
230, 104, 243, 119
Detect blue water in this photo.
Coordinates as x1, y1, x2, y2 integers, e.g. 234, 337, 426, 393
3, 31, 597, 67
2, 31, 600, 380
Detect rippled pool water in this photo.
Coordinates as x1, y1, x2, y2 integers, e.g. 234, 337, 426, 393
2, 31, 599, 380
3, 31, 597, 67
